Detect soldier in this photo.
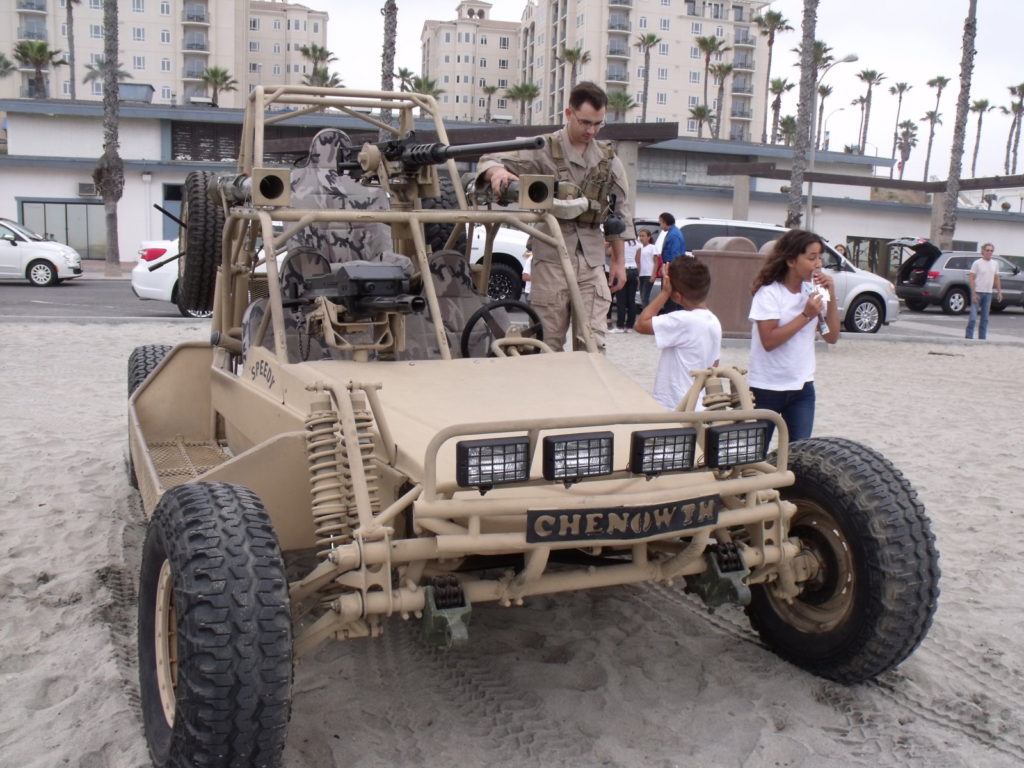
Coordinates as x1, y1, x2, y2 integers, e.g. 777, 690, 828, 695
477, 81, 635, 351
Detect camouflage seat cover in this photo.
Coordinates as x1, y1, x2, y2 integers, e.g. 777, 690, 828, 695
279, 246, 331, 302
426, 249, 509, 358
288, 128, 393, 263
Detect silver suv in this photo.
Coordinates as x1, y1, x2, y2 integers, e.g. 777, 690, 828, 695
634, 217, 900, 333
892, 237, 1024, 314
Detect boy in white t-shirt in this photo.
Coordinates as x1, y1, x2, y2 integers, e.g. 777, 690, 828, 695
635, 257, 722, 409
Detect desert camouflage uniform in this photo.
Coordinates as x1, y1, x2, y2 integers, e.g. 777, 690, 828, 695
477, 128, 634, 351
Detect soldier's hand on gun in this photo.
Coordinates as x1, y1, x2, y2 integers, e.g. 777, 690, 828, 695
485, 167, 519, 196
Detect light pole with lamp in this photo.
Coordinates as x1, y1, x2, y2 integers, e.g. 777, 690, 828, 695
821, 106, 845, 151
807, 54, 858, 231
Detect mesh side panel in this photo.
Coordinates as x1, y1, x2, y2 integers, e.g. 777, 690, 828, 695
250, 277, 270, 301
149, 438, 232, 489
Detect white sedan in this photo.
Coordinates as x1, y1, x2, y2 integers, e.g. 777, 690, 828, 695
131, 239, 213, 318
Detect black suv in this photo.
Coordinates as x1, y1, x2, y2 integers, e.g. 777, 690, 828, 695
892, 237, 1024, 314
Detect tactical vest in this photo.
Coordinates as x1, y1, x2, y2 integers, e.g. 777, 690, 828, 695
545, 133, 617, 228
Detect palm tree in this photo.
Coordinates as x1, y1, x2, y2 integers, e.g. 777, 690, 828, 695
896, 120, 918, 180
82, 56, 131, 85
778, 114, 798, 146
792, 39, 835, 76
304, 67, 343, 87
0, 53, 14, 79
394, 67, 415, 92
1005, 83, 1024, 174
65, 0, 80, 99
93, 0, 123, 276
856, 69, 885, 153
768, 77, 794, 143
505, 82, 540, 125
696, 35, 731, 107
969, 99, 993, 177
13, 40, 66, 99
815, 83, 832, 150
888, 82, 912, 177
938, 0, 978, 251
379, 0, 397, 136
635, 33, 661, 123
784, 0, 819, 229
923, 75, 950, 180
299, 43, 336, 71
558, 45, 591, 88
851, 95, 867, 150
689, 105, 714, 138
709, 62, 734, 140
921, 110, 943, 180
200, 66, 237, 107
411, 75, 444, 98
753, 10, 792, 143
607, 89, 637, 122
482, 85, 498, 122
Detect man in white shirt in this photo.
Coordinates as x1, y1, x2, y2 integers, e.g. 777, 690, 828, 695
966, 243, 1003, 340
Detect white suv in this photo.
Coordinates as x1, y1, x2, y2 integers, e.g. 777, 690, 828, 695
635, 217, 899, 334
469, 225, 531, 301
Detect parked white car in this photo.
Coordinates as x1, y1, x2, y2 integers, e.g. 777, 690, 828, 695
131, 239, 213, 318
0, 218, 83, 286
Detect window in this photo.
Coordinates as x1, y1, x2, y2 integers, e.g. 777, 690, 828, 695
691, 22, 702, 34
249, 62, 261, 73
90, 53, 103, 64
250, 41, 260, 52
687, 119, 697, 131
690, 71, 701, 83
91, 81, 103, 95
499, 36, 510, 49
443, 75, 450, 83
273, 19, 281, 30
635, 91, 644, 103
161, 85, 172, 99
479, 78, 486, 87
576, 13, 584, 27
89, 0, 102, 8
273, 43, 280, 54
497, 78, 508, 88
660, 18, 670, 31
690, 46, 700, 59
656, 92, 667, 105
272, 64, 281, 75
711, 2, 724, 19
132, 27, 145, 42
442, 95, 449, 103
159, 0, 169, 14
716, 26, 724, 37
160, 29, 170, 44
639, 16, 648, 29
688, 95, 699, 106
62, 79, 70, 95
661, 0, 671, 4
480, 35, 488, 45
160, 57, 171, 72
444, 55, 451, 63
636, 66, 645, 78
445, 32, 451, 42
657, 67, 668, 80
497, 98, 508, 109
313, 21, 319, 33
61, 23, 67, 37
250, 17, 260, 31
132, 0, 144, 11
293, 64, 299, 72
480, 57, 487, 67
498, 59, 509, 70
478, 98, 485, 107
658, 43, 669, 55
90, 24, 103, 38
132, 55, 145, 70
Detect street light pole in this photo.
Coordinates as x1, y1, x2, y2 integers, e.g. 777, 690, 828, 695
807, 54, 858, 231
821, 106, 845, 151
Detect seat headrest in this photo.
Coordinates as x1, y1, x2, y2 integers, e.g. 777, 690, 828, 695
702, 236, 758, 253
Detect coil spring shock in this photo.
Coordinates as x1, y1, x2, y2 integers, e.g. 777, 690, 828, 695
352, 394, 382, 520
305, 391, 356, 557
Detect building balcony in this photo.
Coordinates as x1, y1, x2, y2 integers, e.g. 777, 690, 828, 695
608, 19, 630, 32
733, 57, 755, 71
183, 39, 210, 52
607, 44, 630, 58
732, 83, 754, 95
17, 26, 47, 41
16, 0, 48, 13
183, 68, 206, 80
609, 0, 632, 6
182, 10, 210, 24
606, 70, 629, 84
730, 108, 752, 119
734, 33, 756, 47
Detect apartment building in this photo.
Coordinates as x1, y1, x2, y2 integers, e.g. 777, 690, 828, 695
421, 1, 522, 123
2, 0, 327, 108
423, 0, 770, 140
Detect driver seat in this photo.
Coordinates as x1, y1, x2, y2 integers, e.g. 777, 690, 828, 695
426, 249, 509, 358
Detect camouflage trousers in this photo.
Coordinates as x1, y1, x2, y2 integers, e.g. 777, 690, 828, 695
529, 249, 611, 352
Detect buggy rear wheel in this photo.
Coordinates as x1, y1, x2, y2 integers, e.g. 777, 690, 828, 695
137, 483, 292, 768
747, 437, 939, 684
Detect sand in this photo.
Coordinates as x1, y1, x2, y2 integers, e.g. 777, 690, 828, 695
0, 320, 1022, 768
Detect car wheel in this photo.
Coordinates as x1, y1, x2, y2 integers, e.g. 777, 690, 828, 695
904, 298, 928, 312
178, 170, 224, 315
942, 287, 969, 314
747, 438, 940, 684
844, 295, 882, 333
175, 293, 214, 319
138, 483, 292, 768
486, 262, 523, 302
27, 259, 58, 286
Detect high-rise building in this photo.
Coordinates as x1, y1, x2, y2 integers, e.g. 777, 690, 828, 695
2, 0, 328, 108
423, 0, 771, 140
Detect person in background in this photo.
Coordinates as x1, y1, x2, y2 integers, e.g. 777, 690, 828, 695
834, 243, 848, 257
747, 229, 840, 443
654, 212, 686, 313
637, 228, 657, 307
966, 242, 1002, 340
521, 241, 533, 302
635, 257, 721, 410
611, 234, 639, 332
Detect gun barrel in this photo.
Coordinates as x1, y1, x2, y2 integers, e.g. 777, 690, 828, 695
355, 294, 427, 315
399, 135, 545, 169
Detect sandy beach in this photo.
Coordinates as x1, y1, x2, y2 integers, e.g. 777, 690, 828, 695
0, 320, 1022, 768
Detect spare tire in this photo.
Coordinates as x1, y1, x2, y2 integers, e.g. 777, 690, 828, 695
421, 171, 467, 254
178, 171, 224, 314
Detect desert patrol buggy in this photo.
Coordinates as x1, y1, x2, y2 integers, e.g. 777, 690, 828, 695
127, 86, 940, 768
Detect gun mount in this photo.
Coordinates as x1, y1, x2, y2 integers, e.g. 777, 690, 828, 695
303, 262, 426, 319
346, 133, 545, 180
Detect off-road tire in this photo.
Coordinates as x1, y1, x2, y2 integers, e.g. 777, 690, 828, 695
27, 259, 58, 286
421, 171, 466, 254
128, 344, 173, 397
941, 286, 968, 314
178, 171, 224, 314
137, 483, 292, 768
904, 298, 928, 312
747, 437, 939, 684
487, 262, 523, 302
844, 295, 883, 333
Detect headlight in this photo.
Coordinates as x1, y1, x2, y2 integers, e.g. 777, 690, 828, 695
629, 428, 697, 476
705, 421, 771, 468
456, 437, 530, 489
542, 431, 613, 482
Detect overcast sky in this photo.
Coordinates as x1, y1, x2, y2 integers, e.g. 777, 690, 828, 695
327, 1, 1022, 189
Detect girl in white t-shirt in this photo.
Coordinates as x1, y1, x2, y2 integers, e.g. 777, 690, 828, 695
637, 228, 657, 307
748, 229, 840, 442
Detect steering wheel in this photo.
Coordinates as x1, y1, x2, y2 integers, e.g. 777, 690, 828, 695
460, 299, 544, 358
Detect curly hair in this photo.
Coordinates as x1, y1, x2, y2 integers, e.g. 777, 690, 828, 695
751, 229, 824, 294
668, 256, 710, 303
